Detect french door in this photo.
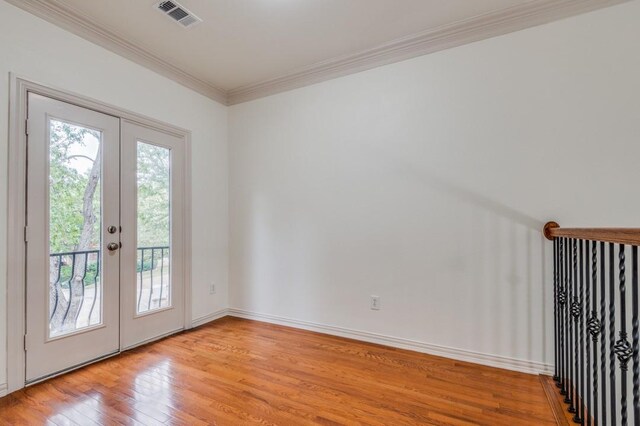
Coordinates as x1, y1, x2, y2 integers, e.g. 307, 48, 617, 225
25, 93, 185, 383
120, 120, 185, 349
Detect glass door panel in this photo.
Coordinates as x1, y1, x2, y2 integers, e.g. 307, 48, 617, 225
136, 142, 171, 314
48, 120, 103, 338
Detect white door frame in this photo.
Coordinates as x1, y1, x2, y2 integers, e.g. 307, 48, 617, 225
6, 74, 193, 394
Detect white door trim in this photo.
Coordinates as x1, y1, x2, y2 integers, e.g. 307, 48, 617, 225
6, 74, 193, 394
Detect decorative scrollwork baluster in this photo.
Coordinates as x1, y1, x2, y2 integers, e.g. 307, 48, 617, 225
569, 239, 578, 415
632, 245, 639, 424
609, 243, 617, 426
587, 241, 599, 426
568, 239, 575, 406
571, 240, 582, 424
583, 240, 590, 426
600, 241, 607, 426
614, 245, 631, 426
555, 238, 560, 382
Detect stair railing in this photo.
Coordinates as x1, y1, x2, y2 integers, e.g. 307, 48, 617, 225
544, 221, 640, 425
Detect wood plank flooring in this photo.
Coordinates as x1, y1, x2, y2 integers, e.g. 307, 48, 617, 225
0, 317, 557, 425
539, 375, 570, 426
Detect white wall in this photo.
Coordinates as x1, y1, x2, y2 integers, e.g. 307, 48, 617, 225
0, 0, 229, 389
229, 1, 640, 372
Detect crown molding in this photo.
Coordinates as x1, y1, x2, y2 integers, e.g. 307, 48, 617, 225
5, 0, 629, 106
3, 0, 228, 105
226, 0, 629, 105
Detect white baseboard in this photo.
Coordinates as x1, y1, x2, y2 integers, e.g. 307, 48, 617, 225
191, 308, 229, 328
227, 308, 553, 376
0, 383, 7, 398
121, 328, 184, 352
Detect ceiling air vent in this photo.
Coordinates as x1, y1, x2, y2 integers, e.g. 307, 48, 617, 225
155, 1, 202, 29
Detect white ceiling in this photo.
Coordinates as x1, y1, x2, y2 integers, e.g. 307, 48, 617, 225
12, 0, 624, 103
55, 0, 531, 91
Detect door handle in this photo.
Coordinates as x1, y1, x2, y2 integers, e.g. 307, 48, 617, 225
107, 242, 120, 252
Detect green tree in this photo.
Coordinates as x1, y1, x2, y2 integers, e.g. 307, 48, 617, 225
49, 121, 101, 332
137, 142, 170, 247
49, 121, 101, 253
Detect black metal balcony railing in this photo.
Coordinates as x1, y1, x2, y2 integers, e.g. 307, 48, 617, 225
49, 246, 169, 333
544, 222, 640, 426
49, 249, 100, 326
137, 246, 171, 313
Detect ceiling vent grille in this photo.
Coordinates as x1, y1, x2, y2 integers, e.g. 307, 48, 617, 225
155, 1, 202, 28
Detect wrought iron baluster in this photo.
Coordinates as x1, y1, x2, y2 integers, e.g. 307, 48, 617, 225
571, 239, 582, 423
632, 245, 639, 424
74, 252, 89, 325
583, 240, 590, 425
558, 238, 563, 387
159, 248, 164, 307
600, 241, 607, 426
567, 238, 574, 405
137, 248, 144, 312
89, 252, 100, 323
614, 245, 632, 426
559, 238, 568, 392
148, 249, 155, 310
62, 253, 76, 324
560, 238, 569, 402
555, 237, 560, 382
609, 243, 617, 426
569, 239, 578, 415
50, 254, 62, 321
587, 241, 600, 426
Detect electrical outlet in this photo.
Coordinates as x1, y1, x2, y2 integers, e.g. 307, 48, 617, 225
210, 283, 216, 294
370, 295, 380, 310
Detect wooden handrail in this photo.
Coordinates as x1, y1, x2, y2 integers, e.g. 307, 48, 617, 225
543, 221, 640, 246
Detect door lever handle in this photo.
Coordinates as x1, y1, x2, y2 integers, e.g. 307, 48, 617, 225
107, 242, 119, 252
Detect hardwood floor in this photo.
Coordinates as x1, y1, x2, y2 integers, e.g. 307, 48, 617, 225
539, 375, 570, 426
0, 317, 557, 425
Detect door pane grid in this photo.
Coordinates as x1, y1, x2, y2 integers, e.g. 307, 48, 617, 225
136, 141, 171, 314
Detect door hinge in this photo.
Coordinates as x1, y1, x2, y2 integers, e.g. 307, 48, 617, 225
24, 226, 29, 242
24, 334, 28, 352
25, 119, 30, 136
